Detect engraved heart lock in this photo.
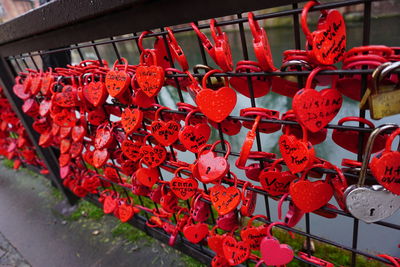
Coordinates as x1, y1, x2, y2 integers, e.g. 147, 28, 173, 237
240, 215, 269, 251
121, 138, 142, 162
196, 69, 237, 123
301, 0, 346, 65
170, 167, 198, 200
197, 140, 231, 183
105, 57, 131, 98
136, 49, 165, 97
292, 66, 343, 133
22, 98, 39, 117
229, 61, 271, 98
159, 184, 179, 213
222, 235, 251, 266
93, 148, 109, 168
13, 76, 31, 100
52, 83, 79, 108
332, 117, 387, 154
209, 172, 241, 216
88, 108, 107, 126
259, 158, 297, 197
151, 106, 181, 147
289, 163, 334, 213
139, 135, 167, 168
82, 74, 108, 107
183, 217, 209, 244
116, 199, 135, 223
345, 124, 400, 223
279, 124, 315, 174
370, 127, 400, 195
259, 222, 294, 266
121, 107, 143, 136
179, 109, 211, 153
94, 123, 115, 149
207, 226, 227, 256
211, 255, 230, 267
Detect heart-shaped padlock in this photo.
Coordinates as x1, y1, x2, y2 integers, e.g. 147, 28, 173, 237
183, 218, 209, 244
259, 158, 297, 196
190, 193, 210, 222
216, 210, 238, 232
105, 58, 131, 98
209, 173, 241, 216
179, 109, 211, 153
292, 66, 343, 133
170, 167, 198, 200
240, 215, 269, 250
279, 125, 315, 174
135, 160, 159, 188
370, 128, 400, 195
136, 50, 165, 97
301, 0, 346, 65
121, 108, 143, 136
196, 140, 231, 183
222, 236, 250, 266
345, 124, 400, 223
196, 69, 237, 123
151, 106, 181, 147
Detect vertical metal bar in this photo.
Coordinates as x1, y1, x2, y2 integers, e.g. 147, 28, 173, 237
110, 37, 122, 62
28, 52, 40, 71
0, 56, 79, 205
13, 58, 23, 72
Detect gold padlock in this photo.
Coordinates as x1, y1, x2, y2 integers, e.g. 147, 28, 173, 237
368, 61, 400, 120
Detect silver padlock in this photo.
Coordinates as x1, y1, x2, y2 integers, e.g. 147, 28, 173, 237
344, 124, 400, 223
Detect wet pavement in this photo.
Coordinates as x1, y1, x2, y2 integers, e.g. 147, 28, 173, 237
0, 164, 187, 267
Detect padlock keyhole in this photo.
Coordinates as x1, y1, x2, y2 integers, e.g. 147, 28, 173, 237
206, 166, 211, 174
369, 208, 375, 216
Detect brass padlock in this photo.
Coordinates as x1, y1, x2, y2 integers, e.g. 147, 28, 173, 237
368, 62, 400, 119
344, 124, 400, 223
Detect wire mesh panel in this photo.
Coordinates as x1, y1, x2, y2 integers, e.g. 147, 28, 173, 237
0, 0, 399, 266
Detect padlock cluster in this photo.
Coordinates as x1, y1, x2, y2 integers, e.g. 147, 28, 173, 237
0, 87, 45, 171
8, 1, 400, 266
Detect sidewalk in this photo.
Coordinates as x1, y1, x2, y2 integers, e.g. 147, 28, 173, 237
0, 164, 189, 267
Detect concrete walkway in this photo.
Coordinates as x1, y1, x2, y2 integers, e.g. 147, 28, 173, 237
0, 164, 188, 267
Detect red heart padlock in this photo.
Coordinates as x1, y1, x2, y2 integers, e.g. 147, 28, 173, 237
32, 118, 50, 134
139, 141, 167, 168
159, 184, 179, 213
13, 77, 31, 100
216, 211, 238, 232
208, 226, 227, 256
179, 109, 211, 153
88, 108, 107, 126
69, 142, 83, 158
292, 66, 342, 132
136, 50, 165, 97
209, 173, 241, 216
279, 127, 315, 174
60, 138, 71, 154
121, 108, 143, 135
240, 215, 269, 250
117, 202, 134, 223
93, 148, 109, 168
240, 107, 281, 134
211, 255, 230, 267
54, 109, 76, 127
39, 98, 52, 117
289, 164, 334, 213
332, 117, 387, 154
371, 128, 400, 195
83, 80, 108, 107
22, 98, 39, 117
121, 139, 142, 162
301, 1, 346, 65
170, 167, 198, 200
135, 160, 159, 188
196, 69, 237, 123
71, 124, 86, 143
103, 195, 118, 214
197, 140, 230, 183
222, 236, 250, 266
259, 158, 297, 196
53, 85, 79, 107
151, 107, 181, 146
94, 123, 114, 149
183, 219, 208, 244
105, 58, 131, 98
190, 193, 210, 222
209, 117, 242, 136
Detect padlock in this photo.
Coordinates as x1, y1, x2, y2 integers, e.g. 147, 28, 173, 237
183, 217, 209, 244
169, 167, 198, 200
240, 182, 257, 217
240, 215, 269, 250
216, 210, 238, 232
179, 109, 211, 153
332, 116, 387, 154
165, 27, 189, 71
150, 106, 181, 147
136, 50, 165, 98
209, 172, 241, 216
190, 193, 210, 222
301, 0, 346, 65
344, 124, 400, 223
370, 127, 400, 195
367, 61, 400, 119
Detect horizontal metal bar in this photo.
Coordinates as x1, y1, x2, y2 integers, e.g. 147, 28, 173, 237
0, 0, 375, 57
